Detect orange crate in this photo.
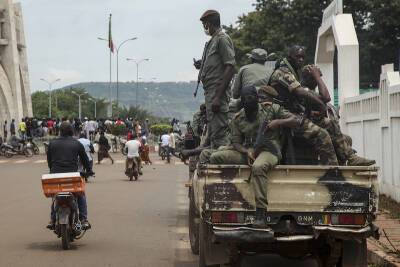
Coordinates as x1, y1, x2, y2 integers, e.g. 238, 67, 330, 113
41, 172, 85, 198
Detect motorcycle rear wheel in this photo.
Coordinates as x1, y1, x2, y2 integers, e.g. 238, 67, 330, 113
5, 150, 13, 158
60, 224, 70, 250
24, 148, 33, 157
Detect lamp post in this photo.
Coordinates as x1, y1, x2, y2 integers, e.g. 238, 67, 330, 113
116, 37, 137, 108
126, 58, 150, 107
71, 91, 87, 120
40, 78, 60, 118
88, 98, 97, 118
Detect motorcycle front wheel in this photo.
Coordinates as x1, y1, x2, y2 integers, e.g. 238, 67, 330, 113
60, 224, 70, 250
4, 150, 13, 158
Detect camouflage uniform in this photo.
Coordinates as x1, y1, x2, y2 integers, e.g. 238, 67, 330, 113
269, 59, 338, 165
210, 103, 292, 209
200, 28, 235, 149
192, 110, 206, 137
304, 90, 361, 165
232, 49, 273, 99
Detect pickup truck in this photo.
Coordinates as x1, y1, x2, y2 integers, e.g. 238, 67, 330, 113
188, 162, 379, 267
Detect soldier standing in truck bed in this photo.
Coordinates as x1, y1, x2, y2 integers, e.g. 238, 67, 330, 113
300, 65, 375, 166
232, 48, 273, 99
194, 10, 235, 149
209, 86, 300, 228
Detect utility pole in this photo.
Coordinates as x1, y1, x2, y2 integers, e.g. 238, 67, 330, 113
40, 78, 60, 118
71, 91, 87, 120
126, 58, 150, 107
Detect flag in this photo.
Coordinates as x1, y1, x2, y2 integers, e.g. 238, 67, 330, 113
108, 14, 115, 53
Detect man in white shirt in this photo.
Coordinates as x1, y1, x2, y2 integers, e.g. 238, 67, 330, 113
125, 136, 142, 178
78, 132, 94, 170
160, 131, 172, 162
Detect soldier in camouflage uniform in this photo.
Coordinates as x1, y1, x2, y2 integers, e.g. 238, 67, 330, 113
301, 65, 375, 166
232, 48, 273, 99
210, 86, 300, 228
192, 103, 206, 138
268, 45, 338, 165
194, 10, 236, 149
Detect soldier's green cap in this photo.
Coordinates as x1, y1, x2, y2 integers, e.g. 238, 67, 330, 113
200, 10, 220, 21
246, 48, 268, 61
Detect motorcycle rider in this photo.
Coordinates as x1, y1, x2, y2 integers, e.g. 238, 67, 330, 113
46, 122, 94, 230
124, 133, 142, 178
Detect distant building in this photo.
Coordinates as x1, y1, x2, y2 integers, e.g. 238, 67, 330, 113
0, 0, 32, 129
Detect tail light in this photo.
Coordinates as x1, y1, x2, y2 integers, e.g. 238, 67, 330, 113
330, 214, 366, 226
211, 212, 244, 224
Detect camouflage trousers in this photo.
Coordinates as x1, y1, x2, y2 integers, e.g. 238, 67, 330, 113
204, 89, 230, 149
210, 149, 278, 209
311, 116, 353, 164
294, 118, 338, 165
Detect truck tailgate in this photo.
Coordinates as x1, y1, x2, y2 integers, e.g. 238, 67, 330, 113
200, 165, 378, 213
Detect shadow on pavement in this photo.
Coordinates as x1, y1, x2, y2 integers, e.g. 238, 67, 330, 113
27, 241, 83, 251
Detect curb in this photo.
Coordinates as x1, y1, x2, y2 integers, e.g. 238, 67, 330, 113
368, 239, 400, 267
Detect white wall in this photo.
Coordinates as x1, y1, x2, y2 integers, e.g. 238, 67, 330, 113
344, 64, 400, 202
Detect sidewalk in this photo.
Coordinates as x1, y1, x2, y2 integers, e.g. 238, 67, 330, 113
368, 211, 400, 266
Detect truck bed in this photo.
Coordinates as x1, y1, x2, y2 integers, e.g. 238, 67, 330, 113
195, 164, 379, 215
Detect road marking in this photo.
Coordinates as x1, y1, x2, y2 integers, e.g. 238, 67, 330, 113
34, 160, 46, 164
15, 160, 29, 164
0, 160, 9, 163
175, 161, 184, 165
115, 160, 124, 164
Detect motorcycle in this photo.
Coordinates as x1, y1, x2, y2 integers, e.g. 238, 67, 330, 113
160, 146, 171, 163
3, 138, 34, 157
42, 172, 92, 250
111, 136, 118, 153
125, 157, 139, 181
27, 137, 40, 155
119, 137, 127, 155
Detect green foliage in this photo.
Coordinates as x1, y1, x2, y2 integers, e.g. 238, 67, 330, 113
150, 124, 172, 136
225, 0, 400, 86
109, 124, 127, 136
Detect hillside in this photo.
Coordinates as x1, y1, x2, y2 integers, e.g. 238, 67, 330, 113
62, 81, 205, 121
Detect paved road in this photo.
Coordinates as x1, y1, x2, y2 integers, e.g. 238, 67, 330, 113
0, 153, 318, 267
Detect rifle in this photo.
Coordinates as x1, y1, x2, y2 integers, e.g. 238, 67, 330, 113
253, 120, 270, 159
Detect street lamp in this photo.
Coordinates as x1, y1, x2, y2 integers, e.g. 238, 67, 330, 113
88, 98, 97, 118
116, 37, 137, 108
126, 58, 150, 107
71, 91, 87, 120
40, 78, 60, 118
98, 37, 138, 110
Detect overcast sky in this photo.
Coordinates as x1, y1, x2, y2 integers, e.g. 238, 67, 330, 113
18, 0, 255, 92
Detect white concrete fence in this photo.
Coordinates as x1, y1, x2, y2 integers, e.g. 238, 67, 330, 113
343, 64, 400, 202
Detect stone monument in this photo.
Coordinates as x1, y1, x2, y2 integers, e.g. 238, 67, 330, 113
315, 0, 359, 130
0, 0, 32, 131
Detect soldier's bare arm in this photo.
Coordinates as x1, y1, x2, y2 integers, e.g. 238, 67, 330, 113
294, 87, 326, 112
309, 65, 331, 103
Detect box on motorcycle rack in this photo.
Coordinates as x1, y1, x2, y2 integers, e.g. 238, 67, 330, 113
41, 172, 85, 198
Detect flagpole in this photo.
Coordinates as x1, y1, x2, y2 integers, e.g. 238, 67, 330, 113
108, 13, 113, 118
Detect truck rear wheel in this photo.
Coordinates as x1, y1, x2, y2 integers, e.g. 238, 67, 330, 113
337, 239, 367, 267
199, 221, 220, 267
188, 189, 199, 255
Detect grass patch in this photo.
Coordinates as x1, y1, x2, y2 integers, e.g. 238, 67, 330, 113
379, 194, 400, 219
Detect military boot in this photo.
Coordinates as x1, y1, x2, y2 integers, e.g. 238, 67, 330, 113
253, 208, 272, 229
347, 154, 376, 166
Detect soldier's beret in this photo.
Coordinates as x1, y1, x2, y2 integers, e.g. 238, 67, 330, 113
200, 10, 220, 21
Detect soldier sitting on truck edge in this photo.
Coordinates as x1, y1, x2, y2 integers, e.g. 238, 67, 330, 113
300, 65, 375, 166
267, 45, 340, 165
209, 86, 300, 228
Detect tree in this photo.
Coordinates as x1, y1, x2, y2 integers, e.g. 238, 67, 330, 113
225, 0, 400, 86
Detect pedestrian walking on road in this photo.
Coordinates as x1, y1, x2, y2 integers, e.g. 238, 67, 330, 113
10, 119, 15, 136
97, 131, 114, 164
3, 120, 7, 141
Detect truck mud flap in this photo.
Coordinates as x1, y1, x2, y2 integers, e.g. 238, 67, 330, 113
212, 226, 274, 243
